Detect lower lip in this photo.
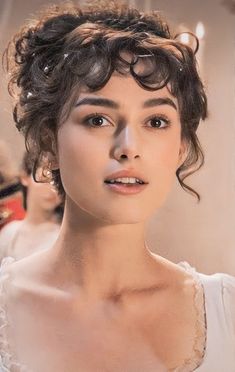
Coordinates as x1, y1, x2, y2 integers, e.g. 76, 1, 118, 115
104, 183, 147, 195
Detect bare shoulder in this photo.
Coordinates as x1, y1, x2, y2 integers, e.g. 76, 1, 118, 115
0, 251, 68, 309
150, 253, 198, 293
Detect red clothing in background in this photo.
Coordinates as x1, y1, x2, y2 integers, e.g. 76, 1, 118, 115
0, 195, 25, 231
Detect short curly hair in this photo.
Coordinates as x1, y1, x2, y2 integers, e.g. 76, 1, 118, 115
4, 0, 207, 201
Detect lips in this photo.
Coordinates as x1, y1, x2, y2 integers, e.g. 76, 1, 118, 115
104, 169, 148, 184
104, 169, 148, 195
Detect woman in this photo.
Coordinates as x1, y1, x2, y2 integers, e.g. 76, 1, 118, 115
0, 1, 234, 371
0, 152, 62, 262
0, 140, 25, 230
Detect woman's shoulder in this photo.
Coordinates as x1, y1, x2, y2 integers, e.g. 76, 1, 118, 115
195, 265, 235, 308
0, 256, 25, 308
0, 251, 70, 310
0, 252, 48, 307
0, 256, 32, 372
178, 261, 235, 336
178, 260, 235, 285
0, 257, 18, 371
0, 220, 22, 237
0, 256, 17, 286
178, 260, 235, 301
199, 269, 235, 330
0, 220, 22, 250
0, 220, 22, 254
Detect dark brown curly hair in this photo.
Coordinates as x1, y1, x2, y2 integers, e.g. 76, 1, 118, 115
4, 0, 207, 201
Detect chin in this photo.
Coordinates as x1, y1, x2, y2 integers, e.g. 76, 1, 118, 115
90, 206, 153, 225
66, 193, 164, 225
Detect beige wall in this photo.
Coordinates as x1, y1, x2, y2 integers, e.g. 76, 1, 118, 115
0, 0, 235, 275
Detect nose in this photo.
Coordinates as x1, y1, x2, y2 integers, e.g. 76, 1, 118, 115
112, 126, 141, 161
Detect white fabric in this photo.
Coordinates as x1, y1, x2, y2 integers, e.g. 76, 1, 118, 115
178, 262, 235, 371
0, 260, 234, 372
195, 271, 235, 371
0, 220, 60, 262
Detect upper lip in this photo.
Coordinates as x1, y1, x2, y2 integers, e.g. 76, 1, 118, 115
104, 169, 148, 183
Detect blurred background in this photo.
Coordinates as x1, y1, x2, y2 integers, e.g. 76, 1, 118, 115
0, 0, 235, 275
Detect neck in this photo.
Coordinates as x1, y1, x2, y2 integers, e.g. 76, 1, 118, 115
50, 203, 165, 299
25, 205, 56, 225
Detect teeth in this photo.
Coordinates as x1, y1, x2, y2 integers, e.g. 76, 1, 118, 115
107, 177, 144, 184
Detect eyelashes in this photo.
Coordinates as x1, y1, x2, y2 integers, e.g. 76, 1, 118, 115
145, 114, 171, 129
81, 114, 111, 127
80, 112, 172, 130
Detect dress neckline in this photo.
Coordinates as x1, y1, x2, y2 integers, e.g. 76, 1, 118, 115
0, 257, 30, 371
0, 258, 208, 372
176, 261, 208, 371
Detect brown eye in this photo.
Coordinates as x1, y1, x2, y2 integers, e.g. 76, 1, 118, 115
90, 116, 104, 126
85, 115, 110, 127
149, 117, 169, 129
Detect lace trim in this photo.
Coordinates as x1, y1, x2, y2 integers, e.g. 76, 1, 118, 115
0, 257, 29, 372
0, 258, 207, 372
171, 261, 207, 372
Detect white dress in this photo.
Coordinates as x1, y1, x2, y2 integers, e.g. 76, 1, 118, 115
0, 220, 60, 262
0, 259, 234, 372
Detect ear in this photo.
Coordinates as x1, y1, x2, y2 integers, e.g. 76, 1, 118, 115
177, 139, 188, 168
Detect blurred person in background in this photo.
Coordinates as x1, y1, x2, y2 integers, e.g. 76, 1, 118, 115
0, 151, 62, 261
0, 140, 25, 230
0, 1, 234, 371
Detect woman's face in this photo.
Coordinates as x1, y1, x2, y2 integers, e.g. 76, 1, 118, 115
22, 172, 61, 213
57, 73, 185, 224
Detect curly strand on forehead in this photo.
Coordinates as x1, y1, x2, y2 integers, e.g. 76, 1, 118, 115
4, 0, 207, 201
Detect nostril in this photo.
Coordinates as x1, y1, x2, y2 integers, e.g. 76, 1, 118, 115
120, 154, 128, 159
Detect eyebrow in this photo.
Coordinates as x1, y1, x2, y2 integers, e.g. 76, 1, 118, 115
75, 98, 119, 109
75, 97, 177, 111
143, 98, 177, 111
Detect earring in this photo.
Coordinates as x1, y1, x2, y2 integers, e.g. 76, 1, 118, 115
45, 169, 52, 179
46, 167, 56, 187
42, 165, 53, 183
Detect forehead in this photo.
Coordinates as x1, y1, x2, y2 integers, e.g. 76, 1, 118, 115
79, 73, 178, 109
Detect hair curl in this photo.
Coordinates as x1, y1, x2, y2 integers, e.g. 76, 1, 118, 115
4, 0, 207, 201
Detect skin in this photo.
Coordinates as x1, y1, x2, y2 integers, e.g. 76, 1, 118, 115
5, 74, 205, 371
51, 74, 186, 296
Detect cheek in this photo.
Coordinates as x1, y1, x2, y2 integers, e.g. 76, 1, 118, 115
57, 125, 108, 192
146, 132, 181, 201
150, 132, 181, 172
161, 141, 181, 172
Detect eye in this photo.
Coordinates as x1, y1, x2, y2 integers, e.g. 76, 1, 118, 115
85, 115, 110, 127
147, 116, 170, 129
